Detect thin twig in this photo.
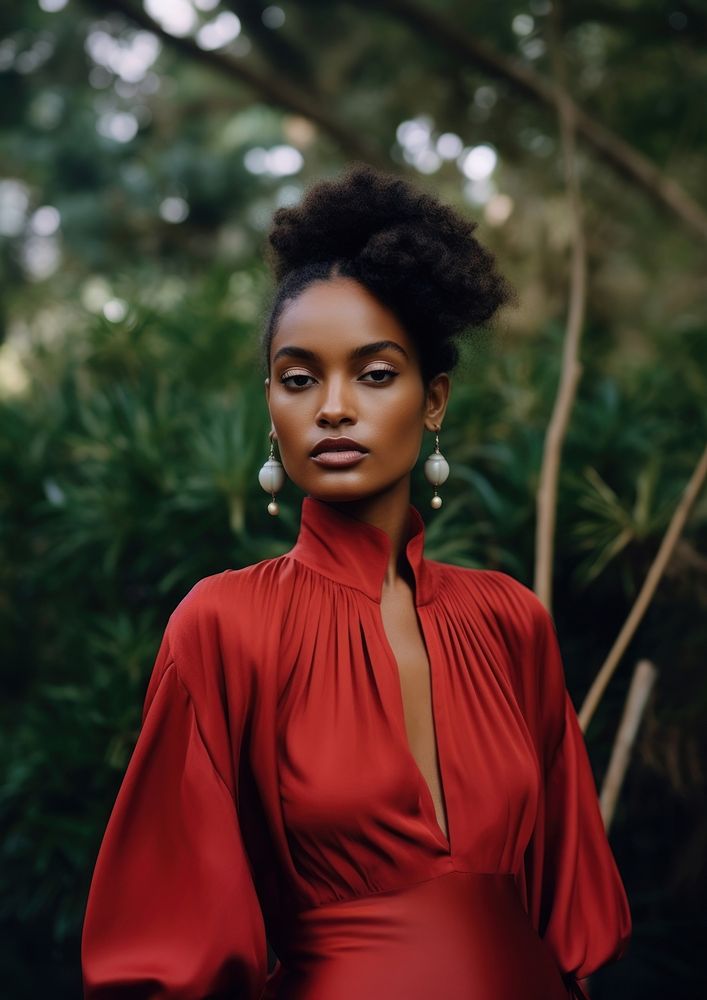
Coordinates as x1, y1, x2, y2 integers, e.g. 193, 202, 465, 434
534, 1, 587, 610
579, 444, 707, 730
600, 659, 658, 832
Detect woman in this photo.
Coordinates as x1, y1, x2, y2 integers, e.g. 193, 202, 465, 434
81, 164, 631, 999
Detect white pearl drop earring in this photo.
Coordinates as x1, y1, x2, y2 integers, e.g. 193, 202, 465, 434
423, 426, 449, 509
258, 430, 286, 516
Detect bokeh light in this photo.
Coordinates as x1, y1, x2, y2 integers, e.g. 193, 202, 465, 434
85, 29, 161, 83
244, 144, 303, 176
196, 12, 241, 51
96, 110, 139, 142
0, 179, 30, 237
144, 0, 196, 38
262, 6, 286, 29
38, 0, 69, 13
159, 197, 190, 223
102, 298, 129, 322
436, 133, 464, 160
459, 144, 498, 181
512, 14, 535, 36
31, 205, 61, 236
484, 193, 514, 226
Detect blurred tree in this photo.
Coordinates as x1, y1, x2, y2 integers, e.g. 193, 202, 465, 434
1, 2, 706, 998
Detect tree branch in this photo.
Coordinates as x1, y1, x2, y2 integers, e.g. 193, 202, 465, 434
221, 0, 315, 87
599, 658, 657, 831
534, 1, 588, 611
372, 0, 707, 242
81, 0, 388, 170
579, 442, 707, 731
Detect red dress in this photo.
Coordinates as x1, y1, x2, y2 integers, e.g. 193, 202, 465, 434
81, 495, 632, 999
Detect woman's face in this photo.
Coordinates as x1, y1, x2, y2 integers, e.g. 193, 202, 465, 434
265, 276, 449, 503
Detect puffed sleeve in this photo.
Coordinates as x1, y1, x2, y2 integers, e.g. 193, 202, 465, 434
522, 598, 632, 999
81, 588, 268, 999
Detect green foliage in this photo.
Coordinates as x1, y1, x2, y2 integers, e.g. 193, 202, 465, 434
1, 1, 706, 997
2, 275, 706, 997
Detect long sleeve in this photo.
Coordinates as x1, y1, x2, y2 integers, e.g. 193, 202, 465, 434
522, 598, 632, 999
81, 586, 268, 999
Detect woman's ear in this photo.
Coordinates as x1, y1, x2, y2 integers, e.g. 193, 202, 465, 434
424, 373, 450, 432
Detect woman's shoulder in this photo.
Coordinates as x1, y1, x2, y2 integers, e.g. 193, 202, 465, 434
161, 556, 285, 652
168, 554, 292, 627
434, 561, 549, 637
160, 556, 295, 699
434, 560, 535, 600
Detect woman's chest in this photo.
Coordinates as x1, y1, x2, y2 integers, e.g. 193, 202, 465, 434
273, 592, 541, 871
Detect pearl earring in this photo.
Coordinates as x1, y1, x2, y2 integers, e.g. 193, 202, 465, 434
424, 426, 449, 509
258, 430, 285, 516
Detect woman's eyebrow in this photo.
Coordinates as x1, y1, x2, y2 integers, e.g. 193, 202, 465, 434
272, 339, 409, 365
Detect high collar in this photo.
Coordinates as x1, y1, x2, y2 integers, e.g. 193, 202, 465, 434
285, 495, 438, 606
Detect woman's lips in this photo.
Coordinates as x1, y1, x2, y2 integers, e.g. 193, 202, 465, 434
310, 449, 368, 468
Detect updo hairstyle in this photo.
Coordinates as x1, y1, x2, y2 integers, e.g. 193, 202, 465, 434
261, 162, 516, 386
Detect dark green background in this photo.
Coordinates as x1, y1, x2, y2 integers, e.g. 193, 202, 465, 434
1, 1, 706, 996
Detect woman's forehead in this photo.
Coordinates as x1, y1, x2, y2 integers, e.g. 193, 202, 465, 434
272, 279, 413, 355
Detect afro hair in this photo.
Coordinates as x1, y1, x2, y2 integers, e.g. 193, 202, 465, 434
261, 162, 516, 384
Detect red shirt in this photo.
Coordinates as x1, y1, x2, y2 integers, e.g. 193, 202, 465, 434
81, 495, 631, 999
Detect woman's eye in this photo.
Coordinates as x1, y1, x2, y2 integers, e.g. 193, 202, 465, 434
280, 373, 315, 389
360, 366, 398, 383
279, 366, 398, 390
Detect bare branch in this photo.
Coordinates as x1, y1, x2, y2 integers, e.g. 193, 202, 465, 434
373, 0, 707, 241
81, 0, 387, 169
579, 443, 707, 731
534, 2, 588, 610
220, 0, 314, 87
600, 658, 658, 831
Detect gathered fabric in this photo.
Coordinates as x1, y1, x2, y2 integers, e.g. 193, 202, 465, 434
81, 495, 631, 999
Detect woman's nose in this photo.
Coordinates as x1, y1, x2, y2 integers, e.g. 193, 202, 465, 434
315, 376, 356, 426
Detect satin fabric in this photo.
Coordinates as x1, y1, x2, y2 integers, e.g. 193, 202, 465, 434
81, 495, 631, 999
263, 871, 570, 1000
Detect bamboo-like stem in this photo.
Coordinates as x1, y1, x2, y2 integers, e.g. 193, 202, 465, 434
600, 659, 658, 832
579, 444, 707, 731
533, 2, 587, 611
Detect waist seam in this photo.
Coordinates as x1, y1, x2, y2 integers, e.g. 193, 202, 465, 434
294, 867, 518, 916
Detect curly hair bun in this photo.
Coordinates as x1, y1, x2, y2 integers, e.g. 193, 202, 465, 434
265, 162, 516, 378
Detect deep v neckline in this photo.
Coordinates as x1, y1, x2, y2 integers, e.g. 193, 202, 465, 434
375, 599, 452, 855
